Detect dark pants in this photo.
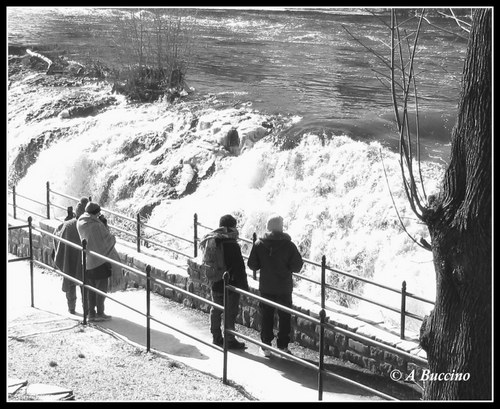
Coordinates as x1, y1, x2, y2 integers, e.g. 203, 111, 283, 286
260, 292, 292, 349
210, 290, 240, 342
86, 277, 108, 315
65, 284, 84, 312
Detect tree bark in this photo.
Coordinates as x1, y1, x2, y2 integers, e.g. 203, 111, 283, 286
420, 8, 491, 400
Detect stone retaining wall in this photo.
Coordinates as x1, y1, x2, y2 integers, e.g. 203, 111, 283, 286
8, 217, 427, 381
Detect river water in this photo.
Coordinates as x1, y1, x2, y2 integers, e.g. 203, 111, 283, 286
7, 6, 468, 163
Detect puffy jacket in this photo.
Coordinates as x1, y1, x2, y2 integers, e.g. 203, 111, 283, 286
247, 231, 303, 295
76, 212, 119, 270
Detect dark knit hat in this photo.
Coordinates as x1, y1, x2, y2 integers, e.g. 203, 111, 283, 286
75, 197, 89, 218
85, 201, 101, 215
266, 215, 283, 232
219, 214, 237, 228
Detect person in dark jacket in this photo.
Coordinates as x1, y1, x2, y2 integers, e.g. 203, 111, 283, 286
53, 197, 89, 315
200, 214, 249, 349
247, 214, 303, 357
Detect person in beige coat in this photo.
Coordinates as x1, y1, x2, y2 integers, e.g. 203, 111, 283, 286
77, 202, 120, 321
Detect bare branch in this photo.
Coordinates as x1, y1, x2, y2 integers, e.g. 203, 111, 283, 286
342, 25, 392, 71
379, 149, 430, 251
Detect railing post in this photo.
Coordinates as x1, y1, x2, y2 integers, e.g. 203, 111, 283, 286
252, 232, 257, 280
28, 217, 34, 308
193, 213, 198, 257
146, 265, 151, 352
136, 213, 141, 253
12, 186, 17, 219
82, 239, 88, 325
400, 280, 406, 340
222, 271, 229, 384
318, 255, 326, 400
46, 181, 51, 219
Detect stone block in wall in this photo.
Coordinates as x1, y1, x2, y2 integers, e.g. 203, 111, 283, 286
31, 235, 40, 247
362, 356, 380, 374
9, 244, 17, 255
345, 350, 364, 367
183, 297, 196, 309
176, 275, 188, 289
153, 283, 164, 296
133, 258, 147, 273
298, 333, 316, 350
334, 332, 348, 350
369, 346, 384, 361
327, 345, 340, 358
379, 362, 394, 377
34, 248, 42, 262
296, 316, 316, 336
348, 339, 369, 356
383, 351, 405, 368
164, 287, 175, 300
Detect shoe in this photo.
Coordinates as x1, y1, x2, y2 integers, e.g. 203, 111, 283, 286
88, 312, 96, 322
227, 339, 246, 350
259, 346, 271, 357
96, 313, 111, 321
68, 309, 76, 315
278, 347, 292, 355
213, 336, 224, 347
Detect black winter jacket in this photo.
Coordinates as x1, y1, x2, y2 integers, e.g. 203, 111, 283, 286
247, 231, 303, 295
212, 238, 249, 293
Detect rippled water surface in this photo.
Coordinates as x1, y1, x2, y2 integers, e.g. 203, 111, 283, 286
8, 7, 468, 158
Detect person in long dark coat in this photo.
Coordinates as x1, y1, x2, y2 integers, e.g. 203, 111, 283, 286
53, 197, 88, 314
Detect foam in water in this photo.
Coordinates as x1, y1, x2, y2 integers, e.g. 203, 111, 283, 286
9, 76, 444, 330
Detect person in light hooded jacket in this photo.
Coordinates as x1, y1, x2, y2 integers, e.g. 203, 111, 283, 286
247, 215, 303, 357
77, 202, 120, 322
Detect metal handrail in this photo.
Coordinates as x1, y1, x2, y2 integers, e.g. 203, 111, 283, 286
9, 183, 435, 340
196, 218, 434, 338
225, 282, 400, 401
8, 219, 427, 401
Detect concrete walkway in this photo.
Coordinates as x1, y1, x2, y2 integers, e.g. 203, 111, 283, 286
7, 257, 389, 402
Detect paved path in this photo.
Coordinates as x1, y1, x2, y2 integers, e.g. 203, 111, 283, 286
7, 257, 389, 402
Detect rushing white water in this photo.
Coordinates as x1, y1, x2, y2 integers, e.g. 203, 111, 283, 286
8, 7, 459, 331
8, 73, 442, 332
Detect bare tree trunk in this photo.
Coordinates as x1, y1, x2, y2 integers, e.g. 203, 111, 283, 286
420, 8, 491, 400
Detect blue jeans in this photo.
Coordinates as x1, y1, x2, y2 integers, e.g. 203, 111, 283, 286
210, 290, 240, 342
259, 292, 292, 349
